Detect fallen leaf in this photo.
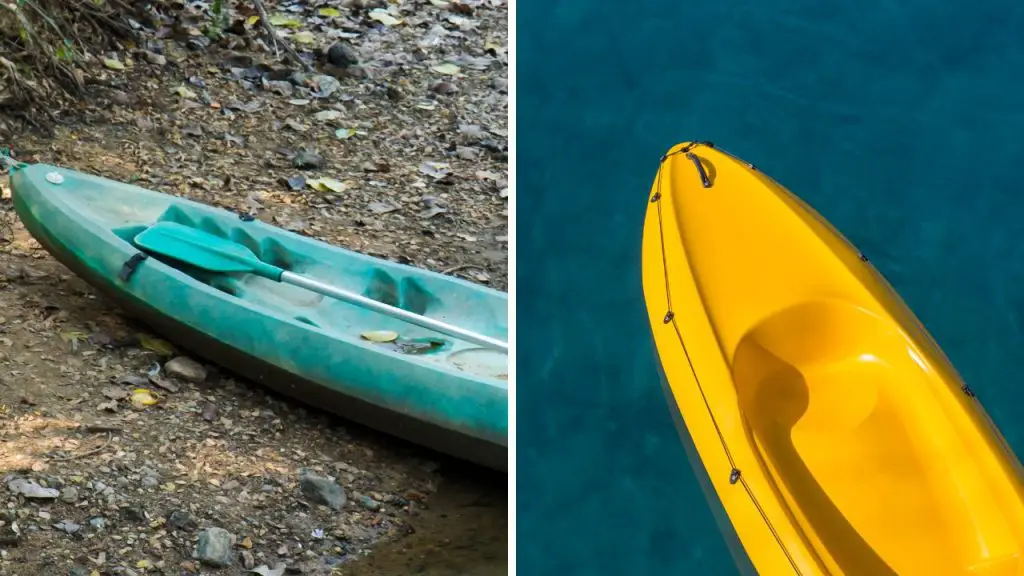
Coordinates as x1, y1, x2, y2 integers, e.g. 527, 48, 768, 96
293, 31, 315, 44
317, 7, 341, 17
130, 389, 158, 408
138, 334, 175, 356
246, 15, 260, 26
431, 62, 461, 75
268, 13, 302, 27
420, 162, 451, 179
314, 110, 343, 122
307, 178, 347, 193
368, 9, 402, 26
174, 86, 197, 99
60, 330, 89, 352
334, 127, 356, 139
361, 330, 399, 343
101, 386, 129, 401
103, 58, 125, 71
368, 201, 399, 214
136, 560, 152, 569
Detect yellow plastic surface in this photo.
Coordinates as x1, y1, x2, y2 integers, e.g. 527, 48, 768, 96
641, 142, 1024, 575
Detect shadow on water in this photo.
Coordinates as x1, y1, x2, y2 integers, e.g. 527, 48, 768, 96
343, 459, 508, 576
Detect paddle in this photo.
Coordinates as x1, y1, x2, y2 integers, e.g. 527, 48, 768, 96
133, 222, 509, 353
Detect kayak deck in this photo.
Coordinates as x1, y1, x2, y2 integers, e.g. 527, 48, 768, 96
59, 172, 507, 380
643, 142, 1024, 574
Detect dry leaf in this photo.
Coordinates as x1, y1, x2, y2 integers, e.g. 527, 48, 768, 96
361, 330, 398, 343
368, 9, 402, 26
431, 63, 461, 75
138, 334, 176, 356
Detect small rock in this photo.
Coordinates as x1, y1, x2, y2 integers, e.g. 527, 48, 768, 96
121, 503, 146, 522
142, 51, 166, 66
309, 74, 341, 98
293, 150, 324, 169
264, 80, 294, 97
164, 357, 207, 383
354, 493, 380, 511
222, 50, 255, 68
326, 42, 359, 68
7, 478, 58, 499
142, 476, 159, 488
70, 568, 89, 576
455, 146, 480, 160
168, 509, 197, 531
430, 81, 458, 95
88, 517, 106, 531
298, 469, 346, 511
195, 527, 235, 567
54, 520, 80, 534
492, 77, 508, 93
201, 402, 218, 422
60, 487, 79, 503
241, 550, 255, 570
110, 90, 130, 106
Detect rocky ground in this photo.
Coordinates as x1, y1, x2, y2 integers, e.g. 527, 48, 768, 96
0, 0, 508, 574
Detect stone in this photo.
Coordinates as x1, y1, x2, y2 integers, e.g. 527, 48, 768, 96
298, 469, 346, 510
164, 357, 207, 383
195, 527, 235, 567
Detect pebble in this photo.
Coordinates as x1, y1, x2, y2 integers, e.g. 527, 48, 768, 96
293, 150, 324, 169
298, 469, 346, 511
122, 503, 146, 522
431, 81, 458, 95
241, 550, 255, 570
354, 493, 380, 511
195, 527, 235, 567
327, 42, 359, 68
7, 478, 58, 499
54, 520, 80, 534
60, 487, 79, 503
88, 517, 106, 531
70, 568, 89, 576
141, 476, 159, 488
142, 50, 166, 66
168, 509, 197, 531
164, 357, 207, 383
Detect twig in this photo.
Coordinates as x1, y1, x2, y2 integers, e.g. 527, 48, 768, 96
443, 263, 483, 274
251, 0, 311, 72
47, 431, 112, 461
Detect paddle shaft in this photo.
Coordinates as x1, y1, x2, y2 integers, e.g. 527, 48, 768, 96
281, 271, 509, 352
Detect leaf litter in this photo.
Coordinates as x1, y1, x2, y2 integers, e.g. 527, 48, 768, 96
0, 0, 508, 572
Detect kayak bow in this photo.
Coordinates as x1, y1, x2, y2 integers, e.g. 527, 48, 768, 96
642, 142, 1024, 575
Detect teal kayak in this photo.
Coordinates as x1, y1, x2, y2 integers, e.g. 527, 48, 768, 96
10, 163, 509, 470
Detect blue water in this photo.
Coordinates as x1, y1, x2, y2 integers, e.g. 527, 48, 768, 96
518, 1, 1024, 573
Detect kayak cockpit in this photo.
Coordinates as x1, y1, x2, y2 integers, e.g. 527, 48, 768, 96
732, 300, 1024, 575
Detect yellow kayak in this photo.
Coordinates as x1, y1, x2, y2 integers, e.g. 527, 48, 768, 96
641, 142, 1024, 575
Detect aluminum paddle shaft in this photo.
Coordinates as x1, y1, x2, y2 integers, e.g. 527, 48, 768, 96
281, 272, 509, 352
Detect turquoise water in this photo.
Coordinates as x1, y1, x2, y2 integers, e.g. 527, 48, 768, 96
518, 1, 1024, 573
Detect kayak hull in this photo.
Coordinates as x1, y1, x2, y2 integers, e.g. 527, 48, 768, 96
11, 164, 508, 471
642, 142, 1024, 575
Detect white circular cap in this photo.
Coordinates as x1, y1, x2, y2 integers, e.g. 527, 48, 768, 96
45, 172, 64, 185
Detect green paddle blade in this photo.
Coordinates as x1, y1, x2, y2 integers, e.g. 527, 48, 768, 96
134, 222, 283, 280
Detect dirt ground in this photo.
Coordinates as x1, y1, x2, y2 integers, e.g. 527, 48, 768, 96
0, 0, 508, 573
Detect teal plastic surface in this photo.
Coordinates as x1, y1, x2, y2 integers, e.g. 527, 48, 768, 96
10, 164, 509, 467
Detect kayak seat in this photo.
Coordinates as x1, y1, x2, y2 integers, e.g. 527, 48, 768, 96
731, 300, 1024, 575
